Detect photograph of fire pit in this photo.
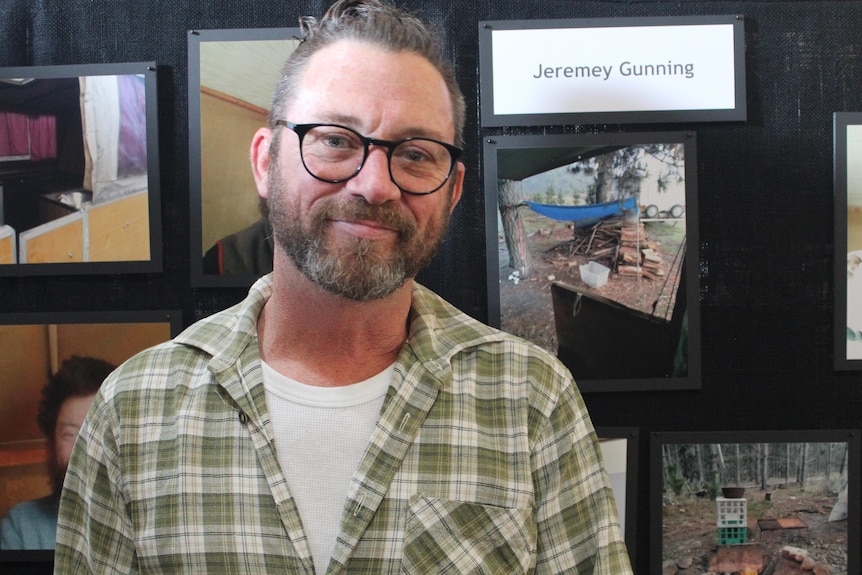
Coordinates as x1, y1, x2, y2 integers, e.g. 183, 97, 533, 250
650, 430, 859, 575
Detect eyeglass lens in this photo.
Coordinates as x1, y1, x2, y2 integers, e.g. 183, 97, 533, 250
299, 124, 454, 194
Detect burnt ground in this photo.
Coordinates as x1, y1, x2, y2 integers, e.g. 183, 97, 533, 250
662, 483, 848, 574
498, 213, 686, 355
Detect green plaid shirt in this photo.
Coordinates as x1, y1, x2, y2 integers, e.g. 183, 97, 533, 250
55, 274, 632, 575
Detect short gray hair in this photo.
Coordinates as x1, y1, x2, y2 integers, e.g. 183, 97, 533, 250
268, 0, 465, 153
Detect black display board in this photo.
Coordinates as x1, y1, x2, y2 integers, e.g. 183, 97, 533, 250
2, 2, 862, 571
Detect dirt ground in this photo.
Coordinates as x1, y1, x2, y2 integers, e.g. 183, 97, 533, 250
662, 484, 848, 575
498, 215, 686, 354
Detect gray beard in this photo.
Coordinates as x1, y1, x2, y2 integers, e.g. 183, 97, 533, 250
288, 228, 415, 301
267, 167, 450, 301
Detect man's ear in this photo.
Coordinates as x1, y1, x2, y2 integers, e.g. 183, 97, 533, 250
448, 161, 465, 213
250, 127, 273, 199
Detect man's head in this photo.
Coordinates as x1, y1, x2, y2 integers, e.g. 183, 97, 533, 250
37, 356, 115, 494
252, 0, 465, 301
268, 0, 465, 156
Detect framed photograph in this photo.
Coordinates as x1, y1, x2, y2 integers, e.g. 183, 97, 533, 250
0, 62, 162, 276
188, 28, 300, 287
478, 15, 746, 127
650, 430, 859, 575
0, 310, 180, 563
484, 132, 700, 392
597, 426, 639, 565
835, 112, 862, 368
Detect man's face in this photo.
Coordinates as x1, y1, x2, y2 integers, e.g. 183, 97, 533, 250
51, 393, 96, 493
254, 40, 464, 301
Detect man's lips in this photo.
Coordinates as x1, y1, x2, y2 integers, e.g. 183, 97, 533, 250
318, 197, 417, 240
330, 218, 401, 240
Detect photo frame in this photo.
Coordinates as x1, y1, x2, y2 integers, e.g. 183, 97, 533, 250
0, 310, 181, 565
484, 131, 700, 392
834, 112, 862, 369
188, 28, 300, 288
596, 426, 639, 565
650, 429, 859, 575
0, 62, 162, 276
478, 15, 746, 127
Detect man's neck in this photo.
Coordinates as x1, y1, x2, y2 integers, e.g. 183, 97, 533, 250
257, 264, 412, 387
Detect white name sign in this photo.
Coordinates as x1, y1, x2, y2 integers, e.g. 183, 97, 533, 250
480, 16, 746, 126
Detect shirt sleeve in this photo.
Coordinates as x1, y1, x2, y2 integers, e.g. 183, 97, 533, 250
531, 373, 633, 575
54, 388, 139, 575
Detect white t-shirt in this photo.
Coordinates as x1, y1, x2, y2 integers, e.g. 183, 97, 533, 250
262, 360, 392, 574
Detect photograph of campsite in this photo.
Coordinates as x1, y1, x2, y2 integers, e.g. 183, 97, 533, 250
484, 132, 699, 390
653, 433, 855, 575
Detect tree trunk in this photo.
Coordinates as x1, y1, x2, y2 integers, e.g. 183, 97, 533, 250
713, 444, 724, 486
761, 443, 769, 490
839, 442, 848, 477
798, 443, 808, 487
734, 444, 741, 486
594, 154, 614, 204
498, 179, 532, 276
696, 444, 705, 487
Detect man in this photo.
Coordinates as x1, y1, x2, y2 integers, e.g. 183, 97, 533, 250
202, 215, 274, 276
1, 356, 114, 549
55, 1, 633, 573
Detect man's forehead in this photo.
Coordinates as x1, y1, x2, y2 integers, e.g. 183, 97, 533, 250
287, 42, 455, 139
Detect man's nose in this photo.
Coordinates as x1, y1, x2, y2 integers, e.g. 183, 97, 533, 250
346, 146, 402, 204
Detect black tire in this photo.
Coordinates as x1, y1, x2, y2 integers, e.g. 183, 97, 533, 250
644, 204, 659, 218
670, 204, 684, 218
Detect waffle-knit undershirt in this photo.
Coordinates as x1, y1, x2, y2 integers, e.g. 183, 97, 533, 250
261, 359, 393, 574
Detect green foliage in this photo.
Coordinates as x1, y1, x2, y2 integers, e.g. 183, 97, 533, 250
554, 189, 565, 204
532, 186, 567, 205
705, 471, 720, 501
667, 464, 685, 496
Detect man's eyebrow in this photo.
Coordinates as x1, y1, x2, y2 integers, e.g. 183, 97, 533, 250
315, 113, 452, 142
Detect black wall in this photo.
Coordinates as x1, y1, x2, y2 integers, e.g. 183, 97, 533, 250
2, 1, 861, 571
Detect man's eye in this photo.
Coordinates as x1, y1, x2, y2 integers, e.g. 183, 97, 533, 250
397, 145, 432, 163
323, 135, 348, 148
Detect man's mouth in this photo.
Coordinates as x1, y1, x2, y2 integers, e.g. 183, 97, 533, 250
330, 218, 401, 240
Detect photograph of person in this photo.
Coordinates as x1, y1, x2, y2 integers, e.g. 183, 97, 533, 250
0, 356, 114, 549
0, 315, 174, 551
196, 34, 297, 278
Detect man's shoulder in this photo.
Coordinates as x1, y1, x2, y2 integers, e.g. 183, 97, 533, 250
410, 282, 501, 343
1, 495, 58, 550
174, 274, 272, 355
411, 283, 566, 366
2, 495, 57, 524
102, 277, 271, 398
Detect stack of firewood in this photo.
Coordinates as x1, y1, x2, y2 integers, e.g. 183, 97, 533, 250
544, 219, 665, 280
617, 221, 665, 279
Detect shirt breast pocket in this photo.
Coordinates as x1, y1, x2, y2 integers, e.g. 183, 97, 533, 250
401, 494, 536, 575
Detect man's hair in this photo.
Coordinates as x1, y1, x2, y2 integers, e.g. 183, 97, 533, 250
268, 0, 465, 153
36, 356, 115, 440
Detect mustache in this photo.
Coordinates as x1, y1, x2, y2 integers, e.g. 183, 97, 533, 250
317, 197, 417, 237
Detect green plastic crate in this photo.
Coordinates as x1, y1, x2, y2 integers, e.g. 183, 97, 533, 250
717, 526, 748, 545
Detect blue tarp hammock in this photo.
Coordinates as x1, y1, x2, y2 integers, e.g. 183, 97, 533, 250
524, 197, 637, 228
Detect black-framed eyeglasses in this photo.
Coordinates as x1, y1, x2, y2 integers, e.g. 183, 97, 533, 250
275, 121, 462, 196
